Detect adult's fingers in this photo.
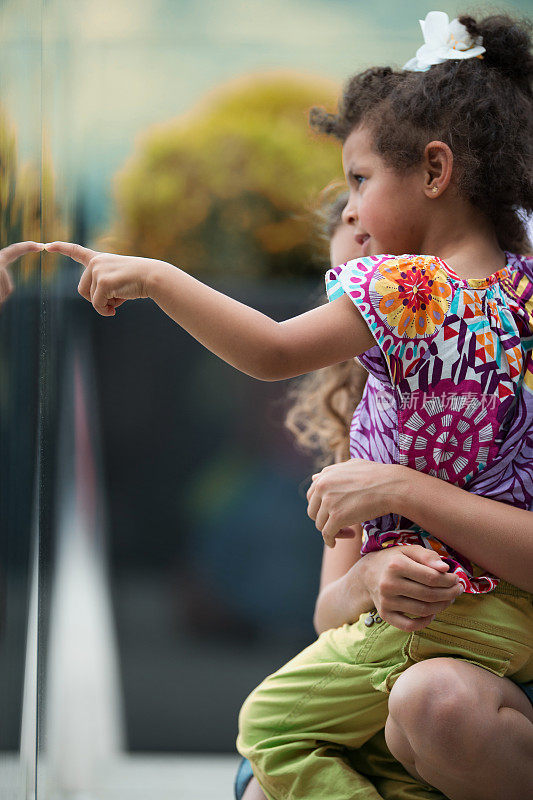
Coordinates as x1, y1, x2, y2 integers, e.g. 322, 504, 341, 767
398, 548, 459, 587
391, 594, 459, 617
321, 515, 346, 549
306, 486, 321, 521
335, 527, 357, 539
382, 610, 436, 632
44, 241, 99, 267
0, 241, 44, 267
322, 534, 336, 549
399, 544, 450, 570
396, 576, 464, 603
315, 503, 330, 537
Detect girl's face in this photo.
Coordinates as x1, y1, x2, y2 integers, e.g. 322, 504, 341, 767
329, 218, 363, 267
341, 125, 428, 257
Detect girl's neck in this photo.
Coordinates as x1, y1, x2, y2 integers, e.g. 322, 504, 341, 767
419, 199, 506, 280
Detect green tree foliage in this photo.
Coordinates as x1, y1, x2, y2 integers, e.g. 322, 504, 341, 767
100, 73, 343, 279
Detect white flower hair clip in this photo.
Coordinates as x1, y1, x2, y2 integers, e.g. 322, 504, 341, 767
403, 11, 485, 72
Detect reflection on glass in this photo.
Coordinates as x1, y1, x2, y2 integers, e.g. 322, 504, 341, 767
37, 3, 125, 797
0, 240, 40, 798
0, 1, 43, 794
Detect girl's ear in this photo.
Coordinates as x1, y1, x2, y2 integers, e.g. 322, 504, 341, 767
423, 141, 454, 198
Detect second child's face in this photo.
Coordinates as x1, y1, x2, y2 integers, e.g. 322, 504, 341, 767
329, 218, 363, 267
341, 125, 428, 258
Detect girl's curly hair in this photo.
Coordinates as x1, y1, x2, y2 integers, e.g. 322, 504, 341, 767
310, 13, 533, 254
283, 191, 368, 470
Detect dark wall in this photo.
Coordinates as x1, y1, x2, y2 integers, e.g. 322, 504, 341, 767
88, 279, 326, 752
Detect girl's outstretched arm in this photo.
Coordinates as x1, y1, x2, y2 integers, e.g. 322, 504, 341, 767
43, 243, 376, 380
148, 260, 376, 379
149, 264, 375, 381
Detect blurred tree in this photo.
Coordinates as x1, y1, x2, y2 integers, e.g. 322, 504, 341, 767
0, 105, 68, 280
98, 73, 344, 279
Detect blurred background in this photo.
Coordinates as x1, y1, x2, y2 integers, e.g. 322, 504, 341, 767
1, 0, 532, 797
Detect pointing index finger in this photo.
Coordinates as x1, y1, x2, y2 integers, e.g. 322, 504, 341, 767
44, 241, 99, 267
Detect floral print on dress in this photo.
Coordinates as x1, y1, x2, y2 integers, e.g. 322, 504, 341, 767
375, 256, 452, 337
325, 252, 533, 595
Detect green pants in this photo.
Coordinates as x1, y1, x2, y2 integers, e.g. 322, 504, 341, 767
348, 728, 447, 799
237, 579, 533, 800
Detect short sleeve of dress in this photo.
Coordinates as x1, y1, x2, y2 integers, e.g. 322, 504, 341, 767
325, 254, 453, 386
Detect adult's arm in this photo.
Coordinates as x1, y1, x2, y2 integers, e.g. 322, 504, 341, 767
313, 528, 366, 634
313, 525, 462, 634
309, 459, 533, 596
391, 467, 533, 593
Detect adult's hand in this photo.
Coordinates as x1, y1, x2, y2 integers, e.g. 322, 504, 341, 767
307, 458, 406, 547
358, 544, 464, 631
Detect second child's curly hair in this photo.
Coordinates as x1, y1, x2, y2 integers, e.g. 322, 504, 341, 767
310, 13, 533, 254
283, 192, 368, 469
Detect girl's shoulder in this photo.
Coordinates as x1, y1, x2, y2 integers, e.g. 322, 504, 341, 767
325, 254, 451, 343
331, 252, 533, 295
329, 253, 441, 271
327, 253, 451, 302
329, 252, 533, 279
327, 253, 449, 289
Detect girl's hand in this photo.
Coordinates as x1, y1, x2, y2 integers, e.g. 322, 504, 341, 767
357, 544, 464, 631
306, 458, 405, 548
43, 241, 167, 317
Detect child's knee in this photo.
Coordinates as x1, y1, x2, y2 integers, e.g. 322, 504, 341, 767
388, 659, 481, 763
389, 659, 471, 722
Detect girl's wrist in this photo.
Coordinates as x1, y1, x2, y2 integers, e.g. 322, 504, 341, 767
146, 260, 176, 302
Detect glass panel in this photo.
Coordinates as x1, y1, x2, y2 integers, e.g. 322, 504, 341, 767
37, 3, 124, 797
0, 1, 42, 796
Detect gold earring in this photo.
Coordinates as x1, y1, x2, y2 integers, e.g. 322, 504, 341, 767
432, 186, 439, 193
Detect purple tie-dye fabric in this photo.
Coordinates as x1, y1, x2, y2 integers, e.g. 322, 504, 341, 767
326, 251, 533, 593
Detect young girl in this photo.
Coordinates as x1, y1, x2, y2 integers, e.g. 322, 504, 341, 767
44, 9, 533, 800
237, 193, 533, 800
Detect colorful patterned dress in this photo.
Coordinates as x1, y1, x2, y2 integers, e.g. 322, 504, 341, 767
325, 252, 533, 593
